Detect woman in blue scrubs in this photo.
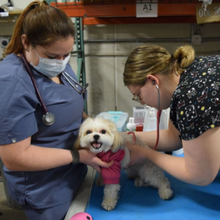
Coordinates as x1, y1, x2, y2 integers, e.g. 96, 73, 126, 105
0, 1, 111, 219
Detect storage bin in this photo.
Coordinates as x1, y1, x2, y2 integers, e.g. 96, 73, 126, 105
97, 111, 128, 132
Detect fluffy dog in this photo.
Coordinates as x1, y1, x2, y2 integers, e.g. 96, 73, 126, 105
74, 117, 173, 211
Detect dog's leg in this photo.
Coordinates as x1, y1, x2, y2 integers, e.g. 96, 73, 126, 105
156, 176, 173, 200
101, 184, 120, 211
136, 163, 173, 200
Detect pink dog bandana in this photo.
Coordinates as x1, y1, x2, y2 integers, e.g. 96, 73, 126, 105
97, 150, 125, 184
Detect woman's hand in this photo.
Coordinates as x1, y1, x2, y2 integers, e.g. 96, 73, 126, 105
126, 141, 148, 166
78, 149, 114, 173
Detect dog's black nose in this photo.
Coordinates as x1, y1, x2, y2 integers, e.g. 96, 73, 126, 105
93, 134, 100, 141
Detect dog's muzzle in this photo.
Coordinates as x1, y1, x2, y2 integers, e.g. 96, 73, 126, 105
91, 134, 102, 149
91, 140, 102, 149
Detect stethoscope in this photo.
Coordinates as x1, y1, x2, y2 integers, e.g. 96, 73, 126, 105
154, 83, 162, 150
20, 53, 88, 126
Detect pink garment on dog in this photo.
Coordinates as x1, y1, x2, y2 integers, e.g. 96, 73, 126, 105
97, 150, 125, 184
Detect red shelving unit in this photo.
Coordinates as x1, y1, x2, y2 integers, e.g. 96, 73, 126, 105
50, 0, 220, 24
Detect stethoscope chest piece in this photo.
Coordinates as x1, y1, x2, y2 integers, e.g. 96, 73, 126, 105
42, 112, 55, 126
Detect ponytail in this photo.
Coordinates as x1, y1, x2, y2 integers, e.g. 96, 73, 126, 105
173, 45, 195, 75
5, 1, 48, 55
5, 0, 75, 55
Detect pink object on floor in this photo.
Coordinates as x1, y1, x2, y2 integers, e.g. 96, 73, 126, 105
70, 212, 93, 220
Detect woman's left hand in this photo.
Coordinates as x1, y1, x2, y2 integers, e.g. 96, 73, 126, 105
78, 149, 114, 173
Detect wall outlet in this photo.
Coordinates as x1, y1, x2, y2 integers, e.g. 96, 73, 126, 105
191, 35, 202, 45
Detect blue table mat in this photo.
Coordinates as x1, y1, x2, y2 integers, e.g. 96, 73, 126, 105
86, 157, 220, 219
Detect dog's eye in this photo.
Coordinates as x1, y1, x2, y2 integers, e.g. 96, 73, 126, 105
86, 130, 92, 135
101, 129, 106, 134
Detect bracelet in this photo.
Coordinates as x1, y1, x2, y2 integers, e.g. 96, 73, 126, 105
70, 149, 80, 164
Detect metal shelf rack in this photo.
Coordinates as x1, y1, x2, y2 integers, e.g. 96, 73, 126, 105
46, 0, 220, 24
45, 0, 219, 114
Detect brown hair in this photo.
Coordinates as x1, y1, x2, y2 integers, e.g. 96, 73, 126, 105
123, 45, 195, 86
5, 0, 75, 55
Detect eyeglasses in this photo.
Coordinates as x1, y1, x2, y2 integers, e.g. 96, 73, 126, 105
131, 83, 146, 104
132, 93, 142, 104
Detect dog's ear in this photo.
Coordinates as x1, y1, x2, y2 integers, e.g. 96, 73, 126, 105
73, 136, 82, 150
74, 117, 92, 150
112, 131, 124, 152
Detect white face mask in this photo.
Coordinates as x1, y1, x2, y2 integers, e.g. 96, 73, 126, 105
30, 49, 70, 77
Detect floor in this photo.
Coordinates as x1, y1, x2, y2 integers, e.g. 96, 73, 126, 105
0, 167, 95, 220
0, 180, 27, 220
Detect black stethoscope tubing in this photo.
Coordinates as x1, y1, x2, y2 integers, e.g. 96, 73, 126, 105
20, 53, 55, 126
62, 71, 89, 95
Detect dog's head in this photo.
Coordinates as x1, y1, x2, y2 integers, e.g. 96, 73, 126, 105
74, 117, 124, 154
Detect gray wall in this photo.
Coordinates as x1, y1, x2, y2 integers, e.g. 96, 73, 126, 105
1, 0, 220, 117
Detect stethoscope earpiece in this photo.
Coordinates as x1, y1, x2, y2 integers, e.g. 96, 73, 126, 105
42, 112, 55, 126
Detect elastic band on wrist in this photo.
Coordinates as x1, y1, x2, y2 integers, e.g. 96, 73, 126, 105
70, 149, 79, 164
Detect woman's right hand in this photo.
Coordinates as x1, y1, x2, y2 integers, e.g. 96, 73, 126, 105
78, 149, 114, 173
125, 141, 149, 166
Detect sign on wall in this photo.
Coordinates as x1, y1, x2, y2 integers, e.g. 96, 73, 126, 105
196, 3, 220, 24
136, 0, 158, 18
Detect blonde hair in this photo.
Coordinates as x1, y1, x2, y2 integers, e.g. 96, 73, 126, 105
123, 45, 195, 86
5, 0, 75, 55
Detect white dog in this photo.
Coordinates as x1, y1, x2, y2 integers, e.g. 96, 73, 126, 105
74, 117, 173, 211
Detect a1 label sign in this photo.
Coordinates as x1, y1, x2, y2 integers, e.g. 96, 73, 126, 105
136, 0, 158, 18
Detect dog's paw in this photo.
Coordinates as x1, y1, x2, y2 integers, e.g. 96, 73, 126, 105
158, 187, 173, 200
101, 199, 118, 211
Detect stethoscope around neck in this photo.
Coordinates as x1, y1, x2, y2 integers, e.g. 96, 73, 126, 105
20, 53, 88, 126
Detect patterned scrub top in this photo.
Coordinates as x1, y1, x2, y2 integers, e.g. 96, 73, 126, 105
170, 55, 220, 140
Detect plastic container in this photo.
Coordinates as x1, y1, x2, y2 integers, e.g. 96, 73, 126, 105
97, 111, 128, 132
126, 117, 136, 132
133, 106, 146, 124
135, 123, 144, 131
143, 107, 170, 131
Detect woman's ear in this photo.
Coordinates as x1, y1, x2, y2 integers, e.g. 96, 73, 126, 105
21, 34, 31, 51
146, 74, 159, 86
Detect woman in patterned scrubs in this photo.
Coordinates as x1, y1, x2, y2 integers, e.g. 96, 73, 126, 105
123, 45, 220, 186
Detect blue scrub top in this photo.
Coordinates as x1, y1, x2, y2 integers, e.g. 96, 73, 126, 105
0, 54, 87, 209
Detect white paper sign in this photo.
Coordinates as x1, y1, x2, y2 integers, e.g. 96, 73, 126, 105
136, 0, 158, 18
0, 11, 9, 17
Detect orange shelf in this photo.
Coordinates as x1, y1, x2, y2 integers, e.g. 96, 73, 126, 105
51, 1, 218, 24
82, 16, 197, 25
51, 2, 198, 17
